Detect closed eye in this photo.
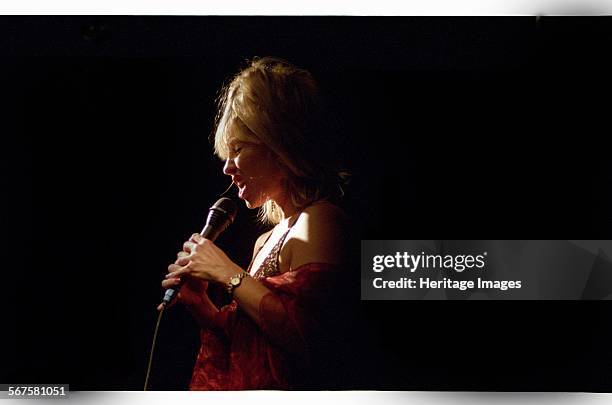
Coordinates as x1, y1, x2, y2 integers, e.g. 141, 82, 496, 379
227, 143, 242, 157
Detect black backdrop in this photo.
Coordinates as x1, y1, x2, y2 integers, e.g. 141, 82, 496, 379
2, 16, 612, 391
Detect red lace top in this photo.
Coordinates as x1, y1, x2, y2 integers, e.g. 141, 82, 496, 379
188, 262, 342, 390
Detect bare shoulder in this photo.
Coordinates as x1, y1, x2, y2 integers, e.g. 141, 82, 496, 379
304, 200, 348, 223
286, 201, 350, 270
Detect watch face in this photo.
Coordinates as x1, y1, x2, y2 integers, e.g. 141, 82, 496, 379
231, 278, 241, 286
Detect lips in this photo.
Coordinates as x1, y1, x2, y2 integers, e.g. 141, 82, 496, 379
232, 176, 245, 188
233, 176, 247, 199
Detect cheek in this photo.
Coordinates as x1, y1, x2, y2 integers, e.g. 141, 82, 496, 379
235, 153, 258, 176
233, 153, 249, 171
245, 158, 284, 193
237, 149, 278, 178
259, 155, 285, 182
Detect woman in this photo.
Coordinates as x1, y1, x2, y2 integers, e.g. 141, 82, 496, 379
161, 57, 353, 390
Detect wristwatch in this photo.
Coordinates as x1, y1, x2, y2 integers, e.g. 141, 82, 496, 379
226, 271, 248, 295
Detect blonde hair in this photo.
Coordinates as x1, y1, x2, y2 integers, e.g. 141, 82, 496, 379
212, 56, 348, 225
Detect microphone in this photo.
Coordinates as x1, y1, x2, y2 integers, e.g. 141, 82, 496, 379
161, 197, 238, 306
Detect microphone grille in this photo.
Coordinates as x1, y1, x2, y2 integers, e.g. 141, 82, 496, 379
211, 197, 238, 223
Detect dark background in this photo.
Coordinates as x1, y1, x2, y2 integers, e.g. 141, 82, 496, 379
2, 16, 612, 391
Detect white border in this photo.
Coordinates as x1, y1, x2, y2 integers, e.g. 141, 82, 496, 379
1, 0, 612, 16
4, 391, 609, 405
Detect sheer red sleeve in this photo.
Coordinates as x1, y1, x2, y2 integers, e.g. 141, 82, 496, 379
198, 263, 342, 345
256, 262, 342, 362
189, 262, 346, 390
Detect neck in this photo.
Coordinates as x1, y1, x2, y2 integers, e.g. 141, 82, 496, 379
272, 192, 300, 221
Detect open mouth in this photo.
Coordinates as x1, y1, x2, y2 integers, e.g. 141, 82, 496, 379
234, 179, 246, 197
232, 177, 243, 188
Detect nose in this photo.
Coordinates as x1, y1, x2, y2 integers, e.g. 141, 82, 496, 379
223, 158, 237, 176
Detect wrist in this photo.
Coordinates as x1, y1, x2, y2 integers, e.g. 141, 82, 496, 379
218, 264, 243, 284
226, 270, 248, 296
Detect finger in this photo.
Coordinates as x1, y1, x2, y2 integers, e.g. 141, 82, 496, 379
197, 237, 212, 246
166, 267, 190, 279
162, 278, 182, 289
167, 263, 182, 273
183, 240, 197, 253
175, 256, 190, 266
177, 251, 188, 259
189, 233, 203, 243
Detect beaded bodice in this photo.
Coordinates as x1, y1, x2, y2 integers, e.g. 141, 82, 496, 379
248, 212, 302, 280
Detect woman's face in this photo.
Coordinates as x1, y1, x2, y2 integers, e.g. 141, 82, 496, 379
222, 129, 285, 209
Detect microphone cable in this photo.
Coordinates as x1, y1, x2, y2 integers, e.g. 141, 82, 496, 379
143, 182, 236, 391
144, 304, 166, 391
218, 181, 237, 198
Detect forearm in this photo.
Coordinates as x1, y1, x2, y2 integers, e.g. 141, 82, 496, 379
230, 275, 273, 326
210, 263, 274, 328
227, 273, 309, 360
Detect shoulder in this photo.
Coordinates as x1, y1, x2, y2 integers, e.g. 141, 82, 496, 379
286, 201, 349, 270
296, 200, 348, 237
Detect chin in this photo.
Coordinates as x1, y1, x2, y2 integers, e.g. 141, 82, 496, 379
242, 197, 264, 210
239, 187, 269, 209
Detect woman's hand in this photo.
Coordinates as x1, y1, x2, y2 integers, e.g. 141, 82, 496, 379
160, 247, 226, 329
158, 251, 209, 311
166, 233, 241, 285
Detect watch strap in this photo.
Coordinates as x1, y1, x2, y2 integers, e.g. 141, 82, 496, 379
226, 271, 247, 295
